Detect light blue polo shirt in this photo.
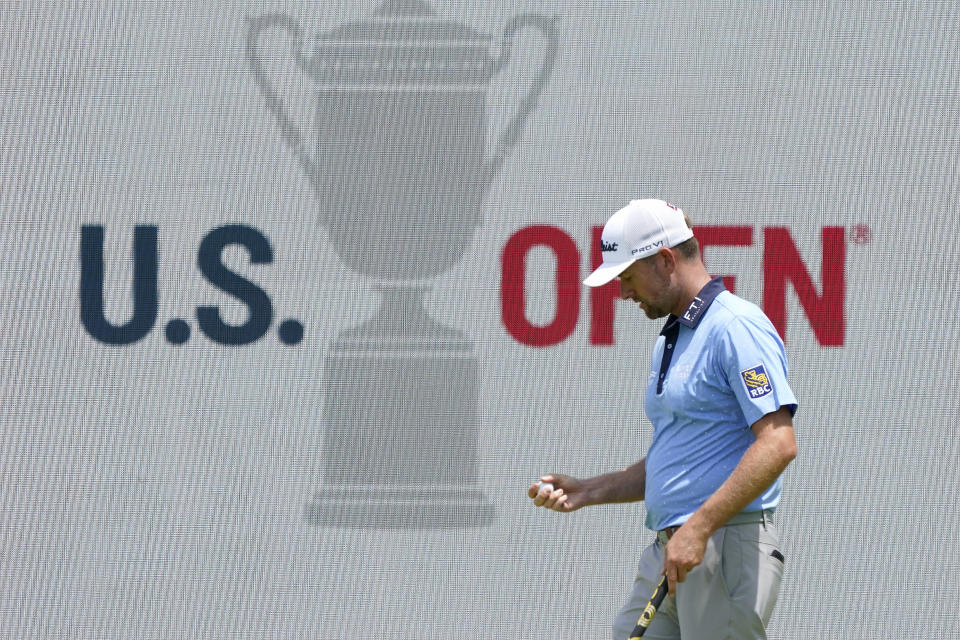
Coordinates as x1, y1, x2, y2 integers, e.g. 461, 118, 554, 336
643, 277, 797, 532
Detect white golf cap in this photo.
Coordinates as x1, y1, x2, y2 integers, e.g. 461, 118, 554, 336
583, 199, 694, 287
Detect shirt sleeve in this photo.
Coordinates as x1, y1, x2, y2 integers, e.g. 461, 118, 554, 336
717, 314, 798, 428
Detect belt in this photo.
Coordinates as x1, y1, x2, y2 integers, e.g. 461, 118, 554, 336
656, 509, 773, 546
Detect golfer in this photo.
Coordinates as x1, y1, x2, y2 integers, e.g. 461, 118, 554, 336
529, 199, 798, 639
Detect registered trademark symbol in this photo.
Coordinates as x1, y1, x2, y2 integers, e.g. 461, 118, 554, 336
850, 224, 871, 245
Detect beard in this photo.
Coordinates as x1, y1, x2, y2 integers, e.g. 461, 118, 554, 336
638, 298, 670, 319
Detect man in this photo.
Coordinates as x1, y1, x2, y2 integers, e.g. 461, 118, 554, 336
528, 199, 798, 639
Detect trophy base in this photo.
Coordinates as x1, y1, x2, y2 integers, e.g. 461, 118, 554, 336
305, 485, 496, 529
312, 283, 495, 529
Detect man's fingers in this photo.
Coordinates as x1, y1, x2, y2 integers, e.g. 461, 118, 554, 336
535, 486, 569, 511
665, 567, 677, 596
664, 566, 688, 595
663, 553, 690, 596
542, 487, 563, 509
528, 482, 547, 499
551, 491, 568, 511
530, 483, 561, 508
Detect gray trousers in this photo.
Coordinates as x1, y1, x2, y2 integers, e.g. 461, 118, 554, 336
612, 518, 784, 640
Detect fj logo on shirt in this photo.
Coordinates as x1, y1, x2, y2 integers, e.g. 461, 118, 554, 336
741, 364, 773, 399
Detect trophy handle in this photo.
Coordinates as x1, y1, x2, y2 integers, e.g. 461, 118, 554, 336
484, 14, 560, 189
246, 14, 325, 215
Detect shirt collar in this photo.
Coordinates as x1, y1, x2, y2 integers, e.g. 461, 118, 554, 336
660, 276, 727, 334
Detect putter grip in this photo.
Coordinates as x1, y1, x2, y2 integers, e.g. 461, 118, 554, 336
628, 574, 669, 639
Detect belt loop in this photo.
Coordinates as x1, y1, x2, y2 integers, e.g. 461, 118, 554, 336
762, 510, 767, 529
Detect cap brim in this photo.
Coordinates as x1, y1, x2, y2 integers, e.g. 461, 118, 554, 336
583, 258, 635, 287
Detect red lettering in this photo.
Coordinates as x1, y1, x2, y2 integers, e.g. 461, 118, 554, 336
501, 226, 580, 347
501, 224, 848, 348
694, 226, 753, 293
589, 225, 619, 345
763, 227, 845, 346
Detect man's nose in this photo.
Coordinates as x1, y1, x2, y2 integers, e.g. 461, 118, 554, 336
619, 279, 632, 299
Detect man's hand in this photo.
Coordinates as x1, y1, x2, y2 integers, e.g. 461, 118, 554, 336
527, 474, 588, 512
662, 522, 710, 596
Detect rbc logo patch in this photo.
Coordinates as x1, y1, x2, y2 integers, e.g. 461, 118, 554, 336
741, 364, 773, 399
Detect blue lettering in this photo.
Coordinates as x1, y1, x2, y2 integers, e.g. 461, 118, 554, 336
80, 225, 158, 344
197, 225, 274, 345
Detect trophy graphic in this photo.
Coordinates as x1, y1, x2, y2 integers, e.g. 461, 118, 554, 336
247, 0, 557, 528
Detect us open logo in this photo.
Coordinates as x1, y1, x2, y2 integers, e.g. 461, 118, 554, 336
741, 364, 773, 399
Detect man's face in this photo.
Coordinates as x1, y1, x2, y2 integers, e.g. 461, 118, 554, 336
616, 255, 674, 320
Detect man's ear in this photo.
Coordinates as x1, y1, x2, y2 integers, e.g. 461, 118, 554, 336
656, 247, 678, 274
